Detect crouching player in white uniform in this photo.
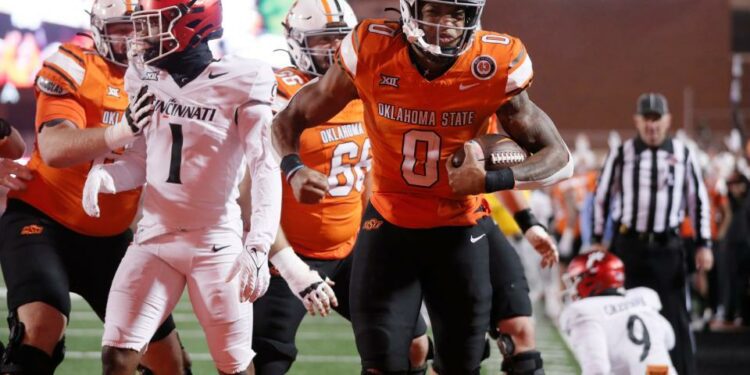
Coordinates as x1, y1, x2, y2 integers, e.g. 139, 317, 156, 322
560, 251, 676, 375
81, 0, 281, 374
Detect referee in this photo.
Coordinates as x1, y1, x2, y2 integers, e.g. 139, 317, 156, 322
590, 93, 714, 375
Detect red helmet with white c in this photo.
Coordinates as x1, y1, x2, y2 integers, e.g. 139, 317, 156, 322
129, 0, 223, 65
564, 251, 625, 300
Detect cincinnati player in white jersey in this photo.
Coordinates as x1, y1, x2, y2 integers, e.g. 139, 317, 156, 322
560, 252, 676, 375
81, 1, 280, 374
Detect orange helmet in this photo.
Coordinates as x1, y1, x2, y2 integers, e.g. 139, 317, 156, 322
564, 251, 625, 300
130, 0, 223, 65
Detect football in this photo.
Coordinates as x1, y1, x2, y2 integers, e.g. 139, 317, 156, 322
450, 134, 529, 170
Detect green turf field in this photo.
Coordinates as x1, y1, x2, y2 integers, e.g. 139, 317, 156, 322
0, 290, 579, 374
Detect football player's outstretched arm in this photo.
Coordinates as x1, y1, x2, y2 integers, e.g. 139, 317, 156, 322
497, 190, 558, 267
0, 118, 26, 159
497, 91, 573, 189
37, 86, 154, 168
268, 229, 338, 316
272, 62, 359, 204
82, 137, 147, 217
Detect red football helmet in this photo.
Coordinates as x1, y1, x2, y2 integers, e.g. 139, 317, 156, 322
563, 251, 625, 300
130, 0, 223, 65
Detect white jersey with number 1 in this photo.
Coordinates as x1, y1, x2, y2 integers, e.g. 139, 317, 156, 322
119, 56, 280, 247
559, 287, 676, 375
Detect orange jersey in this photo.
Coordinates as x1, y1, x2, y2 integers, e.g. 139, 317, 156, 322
275, 67, 368, 260
337, 19, 533, 228
9, 43, 141, 237
551, 170, 598, 236
680, 180, 728, 240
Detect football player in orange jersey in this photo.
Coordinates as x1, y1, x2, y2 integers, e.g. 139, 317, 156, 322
0, 1, 188, 374
272, 0, 573, 373
251, 1, 430, 374
0, 118, 30, 192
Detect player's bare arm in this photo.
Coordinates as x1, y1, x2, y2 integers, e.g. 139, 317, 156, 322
498, 91, 572, 186
273, 61, 359, 203
268, 228, 338, 316
447, 91, 572, 195
0, 118, 26, 159
38, 87, 154, 168
498, 190, 559, 267
37, 120, 111, 168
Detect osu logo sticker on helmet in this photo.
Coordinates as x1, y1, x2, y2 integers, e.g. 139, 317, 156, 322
471, 55, 497, 81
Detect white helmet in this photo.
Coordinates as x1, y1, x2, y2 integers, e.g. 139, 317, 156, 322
283, 0, 357, 76
400, 0, 485, 58
90, 0, 136, 67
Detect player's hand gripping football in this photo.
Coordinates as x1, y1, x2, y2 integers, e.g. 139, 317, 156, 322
225, 244, 271, 303
524, 225, 559, 268
82, 164, 116, 218
104, 85, 155, 150
271, 247, 338, 316
289, 166, 329, 204
447, 142, 486, 195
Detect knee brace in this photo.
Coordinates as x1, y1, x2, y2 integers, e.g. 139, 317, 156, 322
500, 350, 544, 375
0, 312, 65, 375
497, 333, 516, 358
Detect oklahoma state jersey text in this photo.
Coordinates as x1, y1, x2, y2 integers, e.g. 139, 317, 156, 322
337, 19, 533, 228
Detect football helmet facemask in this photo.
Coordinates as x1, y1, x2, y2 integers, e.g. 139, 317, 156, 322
400, 0, 485, 58
90, 0, 137, 67
284, 0, 357, 76
129, 0, 223, 66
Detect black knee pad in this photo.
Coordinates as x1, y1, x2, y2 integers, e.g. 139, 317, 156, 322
497, 333, 516, 358
500, 350, 544, 375
1, 312, 65, 375
0, 344, 60, 375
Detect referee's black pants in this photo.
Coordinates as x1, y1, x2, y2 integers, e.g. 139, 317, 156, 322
611, 233, 696, 375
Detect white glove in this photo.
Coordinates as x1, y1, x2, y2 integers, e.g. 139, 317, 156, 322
225, 244, 270, 303
82, 165, 116, 218
525, 225, 559, 268
271, 247, 338, 316
104, 85, 155, 150
558, 228, 575, 258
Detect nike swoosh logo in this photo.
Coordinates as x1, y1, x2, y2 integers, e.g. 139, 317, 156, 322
470, 234, 486, 243
208, 72, 229, 79
212, 244, 231, 252
459, 83, 481, 91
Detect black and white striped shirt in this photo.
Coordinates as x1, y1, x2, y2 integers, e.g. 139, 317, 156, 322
593, 136, 711, 247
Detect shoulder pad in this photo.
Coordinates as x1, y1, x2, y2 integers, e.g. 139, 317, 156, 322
41, 44, 87, 87
627, 287, 662, 311
213, 56, 277, 106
